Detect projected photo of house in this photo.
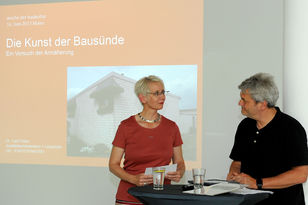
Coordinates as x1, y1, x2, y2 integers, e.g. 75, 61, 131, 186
66, 65, 197, 161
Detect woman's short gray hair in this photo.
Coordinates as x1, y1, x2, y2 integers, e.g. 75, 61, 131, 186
238, 73, 279, 107
134, 75, 164, 97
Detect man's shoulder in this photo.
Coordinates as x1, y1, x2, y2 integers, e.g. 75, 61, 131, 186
235, 118, 256, 133
239, 117, 255, 126
272, 109, 307, 137
276, 109, 303, 128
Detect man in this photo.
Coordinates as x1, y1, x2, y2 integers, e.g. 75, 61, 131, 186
227, 73, 308, 204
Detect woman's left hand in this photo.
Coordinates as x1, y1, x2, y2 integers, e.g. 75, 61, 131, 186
165, 171, 181, 182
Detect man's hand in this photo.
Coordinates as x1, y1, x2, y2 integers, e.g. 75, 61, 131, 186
227, 161, 241, 181
232, 173, 257, 189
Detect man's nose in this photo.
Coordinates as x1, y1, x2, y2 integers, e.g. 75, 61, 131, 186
238, 100, 243, 106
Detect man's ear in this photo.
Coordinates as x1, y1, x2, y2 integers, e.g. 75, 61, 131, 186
259, 100, 268, 110
138, 93, 147, 104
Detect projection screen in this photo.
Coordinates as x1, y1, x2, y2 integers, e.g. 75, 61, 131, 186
0, 0, 203, 170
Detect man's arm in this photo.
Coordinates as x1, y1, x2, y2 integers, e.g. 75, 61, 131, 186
226, 161, 241, 181
233, 165, 308, 189
262, 165, 308, 189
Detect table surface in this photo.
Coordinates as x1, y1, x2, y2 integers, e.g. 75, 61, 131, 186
128, 184, 269, 205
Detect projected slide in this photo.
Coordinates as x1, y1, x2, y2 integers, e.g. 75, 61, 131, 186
0, 0, 203, 167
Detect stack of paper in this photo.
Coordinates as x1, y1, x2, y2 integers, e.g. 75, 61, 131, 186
183, 182, 241, 196
183, 182, 273, 196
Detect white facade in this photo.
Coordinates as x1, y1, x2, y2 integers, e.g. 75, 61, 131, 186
67, 72, 185, 155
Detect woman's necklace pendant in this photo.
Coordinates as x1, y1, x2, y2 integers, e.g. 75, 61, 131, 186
138, 113, 160, 123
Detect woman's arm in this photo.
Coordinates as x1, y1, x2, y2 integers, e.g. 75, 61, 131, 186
109, 146, 153, 186
166, 145, 185, 182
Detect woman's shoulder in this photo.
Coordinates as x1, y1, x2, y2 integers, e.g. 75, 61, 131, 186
161, 115, 177, 126
119, 115, 137, 127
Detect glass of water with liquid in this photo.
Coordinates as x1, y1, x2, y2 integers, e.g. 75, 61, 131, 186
192, 168, 206, 189
152, 166, 166, 190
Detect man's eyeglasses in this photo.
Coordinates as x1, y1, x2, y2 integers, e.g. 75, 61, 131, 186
147, 90, 169, 96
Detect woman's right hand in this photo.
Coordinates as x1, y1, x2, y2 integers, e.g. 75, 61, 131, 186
134, 173, 153, 186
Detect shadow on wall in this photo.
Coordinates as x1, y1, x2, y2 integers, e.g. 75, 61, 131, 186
67, 134, 111, 157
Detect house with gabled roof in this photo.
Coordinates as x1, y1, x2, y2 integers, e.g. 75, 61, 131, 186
67, 72, 184, 157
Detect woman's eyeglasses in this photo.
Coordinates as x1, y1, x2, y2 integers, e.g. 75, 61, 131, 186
147, 90, 169, 96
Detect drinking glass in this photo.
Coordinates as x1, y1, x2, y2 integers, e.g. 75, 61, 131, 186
192, 168, 206, 189
152, 167, 165, 190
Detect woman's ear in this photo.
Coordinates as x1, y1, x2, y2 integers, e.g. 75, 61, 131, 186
138, 93, 147, 104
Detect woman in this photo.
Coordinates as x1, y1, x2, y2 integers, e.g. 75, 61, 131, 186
109, 75, 185, 205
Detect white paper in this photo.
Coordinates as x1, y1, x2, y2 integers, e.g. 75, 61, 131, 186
144, 164, 177, 175
183, 182, 273, 196
231, 187, 273, 195
183, 183, 240, 196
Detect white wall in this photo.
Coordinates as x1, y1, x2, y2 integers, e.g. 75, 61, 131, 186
203, 0, 283, 179
284, 0, 308, 202
0, 1, 289, 205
